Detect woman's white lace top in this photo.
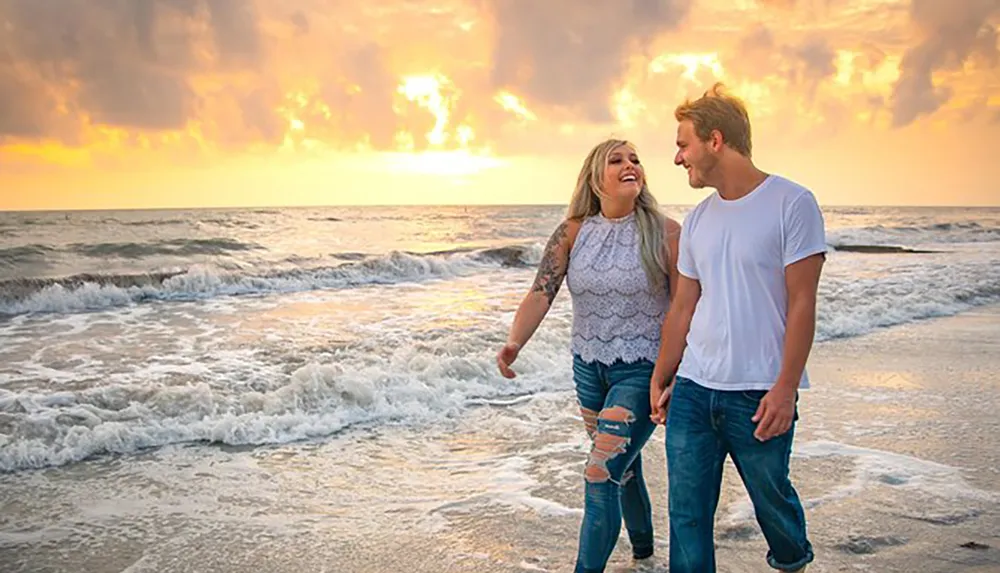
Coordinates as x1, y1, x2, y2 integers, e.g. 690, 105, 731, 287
566, 211, 668, 365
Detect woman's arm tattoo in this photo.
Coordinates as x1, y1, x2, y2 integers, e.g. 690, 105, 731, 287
531, 221, 569, 305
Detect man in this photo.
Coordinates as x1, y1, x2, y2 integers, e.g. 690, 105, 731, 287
649, 83, 825, 572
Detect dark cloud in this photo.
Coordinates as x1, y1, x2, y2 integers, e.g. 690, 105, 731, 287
238, 86, 285, 143
0, 0, 484, 150
77, 61, 196, 130
794, 37, 837, 81
321, 44, 400, 149
290, 11, 310, 36
205, 0, 262, 67
958, 96, 991, 122
724, 24, 836, 95
740, 24, 776, 53
0, 0, 262, 138
890, 0, 1000, 127
0, 69, 52, 139
487, 0, 693, 122
790, 36, 837, 100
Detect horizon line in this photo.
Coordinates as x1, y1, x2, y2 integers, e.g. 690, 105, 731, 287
3, 200, 1000, 214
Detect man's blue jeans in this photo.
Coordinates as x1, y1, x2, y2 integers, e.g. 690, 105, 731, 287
572, 355, 657, 573
666, 376, 814, 572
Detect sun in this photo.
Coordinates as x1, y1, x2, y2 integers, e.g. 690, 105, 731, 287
384, 73, 509, 176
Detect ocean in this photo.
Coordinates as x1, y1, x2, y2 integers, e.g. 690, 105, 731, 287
1, 204, 999, 572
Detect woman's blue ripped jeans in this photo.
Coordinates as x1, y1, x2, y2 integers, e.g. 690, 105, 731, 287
572, 354, 657, 573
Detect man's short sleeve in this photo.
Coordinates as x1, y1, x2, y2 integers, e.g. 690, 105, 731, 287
783, 190, 828, 267
677, 213, 698, 279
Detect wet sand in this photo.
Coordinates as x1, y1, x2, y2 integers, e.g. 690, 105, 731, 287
705, 304, 1000, 573
1, 306, 998, 573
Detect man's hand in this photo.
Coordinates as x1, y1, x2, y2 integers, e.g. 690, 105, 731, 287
751, 383, 797, 441
496, 342, 521, 379
650, 379, 674, 425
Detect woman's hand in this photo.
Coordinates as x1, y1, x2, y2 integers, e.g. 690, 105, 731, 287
650, 379, 673, 424
496, 342, 521, 379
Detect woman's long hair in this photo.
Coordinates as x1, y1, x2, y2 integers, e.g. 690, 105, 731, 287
566, 139, 668, 293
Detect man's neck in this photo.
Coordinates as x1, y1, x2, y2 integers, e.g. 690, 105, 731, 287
714, 162, 769, 202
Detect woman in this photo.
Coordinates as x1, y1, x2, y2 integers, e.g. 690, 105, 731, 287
496, 139, 681, 572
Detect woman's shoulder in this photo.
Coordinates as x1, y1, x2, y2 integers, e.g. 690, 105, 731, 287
663, 215, 682, 237
562, 216, 586, 234
543, 217, 584, 252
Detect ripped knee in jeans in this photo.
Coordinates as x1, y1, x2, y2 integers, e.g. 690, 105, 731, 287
585, 406, 634, 484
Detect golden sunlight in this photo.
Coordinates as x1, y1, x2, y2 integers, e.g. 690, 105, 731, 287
730, 80, 778, 118
398, 74, 454, 146
650, 53, 724, 82
834, 50, 855, 86
612, 87, 644, 128
494, 91, 537, 122
5, 143, 92, 168
378, 150, 505, 176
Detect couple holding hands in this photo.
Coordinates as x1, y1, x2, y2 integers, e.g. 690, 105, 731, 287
496, 84, 826, 573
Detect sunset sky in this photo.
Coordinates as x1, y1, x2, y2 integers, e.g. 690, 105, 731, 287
1, 0, 999, 211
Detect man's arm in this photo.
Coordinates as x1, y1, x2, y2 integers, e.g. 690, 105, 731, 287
751, 253, 824, 440
776, 253, 824, 389
650, 274, 701, 424
662, 217, 682, 303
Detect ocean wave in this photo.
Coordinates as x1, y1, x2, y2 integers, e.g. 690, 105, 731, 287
828, 222, 1000, 247
72, 238, 263, 259
0, 243, 543, 316
0, 244, 58, 266
815, 266, 1000, 341
0, 238, 262, 267
116, 218, 189, 227
0, 330, 569, 473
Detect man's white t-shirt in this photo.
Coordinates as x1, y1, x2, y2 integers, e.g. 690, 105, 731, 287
676, 174, 827, 391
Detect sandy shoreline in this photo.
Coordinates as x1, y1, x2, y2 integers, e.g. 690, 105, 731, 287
705, 304, 1000, 573
1, 305, 998, 573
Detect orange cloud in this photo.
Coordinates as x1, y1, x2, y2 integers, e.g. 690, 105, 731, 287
0, 0, 998, 173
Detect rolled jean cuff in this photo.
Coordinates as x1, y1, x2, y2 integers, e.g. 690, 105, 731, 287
631, 544, 654, 560
766, 544, 814, 571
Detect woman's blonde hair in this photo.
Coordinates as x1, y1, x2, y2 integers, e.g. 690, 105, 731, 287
566, 139, 668, 293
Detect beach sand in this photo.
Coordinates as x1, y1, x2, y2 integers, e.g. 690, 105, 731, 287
1, 306, 998, 573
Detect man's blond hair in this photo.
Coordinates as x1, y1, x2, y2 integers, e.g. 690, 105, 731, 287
674, 83, 753, 157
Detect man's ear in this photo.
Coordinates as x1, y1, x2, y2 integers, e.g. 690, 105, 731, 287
709, 129, 724, 152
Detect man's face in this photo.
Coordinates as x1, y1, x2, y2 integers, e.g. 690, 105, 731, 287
674, 119, 718, 189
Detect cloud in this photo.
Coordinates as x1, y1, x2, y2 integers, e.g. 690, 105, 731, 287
0, 67, 54, 138
487, 0, 693, 122
722, 24, 837, 92
755, 0, 798, 8
0, 0, 269, 139
890, 0, 1000, 127
289, 11, 310, 36
794, 37, 838, 82
205, 0, 262, 67
0, 0, 995, 159
0, 0, 697, 154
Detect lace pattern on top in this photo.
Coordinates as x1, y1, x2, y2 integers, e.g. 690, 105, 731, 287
566, 212, 668, 365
